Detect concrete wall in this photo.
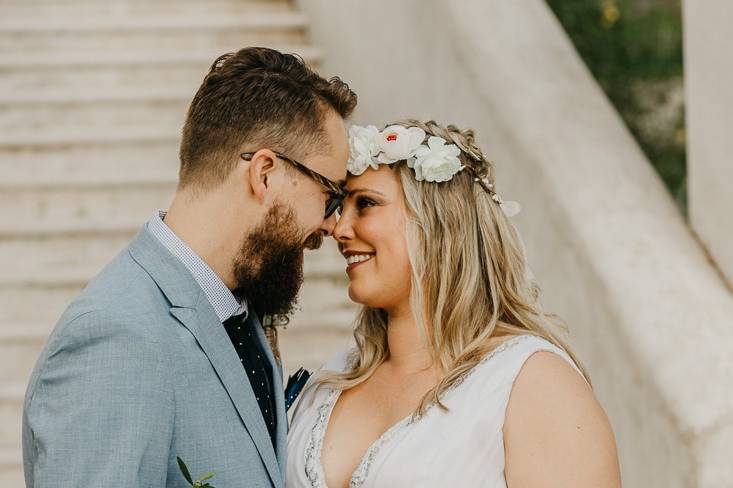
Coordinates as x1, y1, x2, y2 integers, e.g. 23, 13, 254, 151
298, 0, 733, 485
683, 0, 733, 287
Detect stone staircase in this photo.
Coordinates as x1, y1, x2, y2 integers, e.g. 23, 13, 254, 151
0, 0, 356, 483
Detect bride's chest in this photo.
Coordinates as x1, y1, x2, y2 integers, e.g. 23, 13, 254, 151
321, 387, 423, 488
290, 386, 507, 488
352, 406, 505, 486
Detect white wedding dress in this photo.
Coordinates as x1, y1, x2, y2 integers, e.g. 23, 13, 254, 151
286, 334, 584, 487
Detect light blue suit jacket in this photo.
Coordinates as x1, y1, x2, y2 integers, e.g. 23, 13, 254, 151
23, 227, 288, 487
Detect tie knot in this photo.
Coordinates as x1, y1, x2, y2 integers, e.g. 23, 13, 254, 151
223, 313, 246, 329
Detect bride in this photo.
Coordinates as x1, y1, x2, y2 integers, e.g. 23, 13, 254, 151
287, 120, 622, 487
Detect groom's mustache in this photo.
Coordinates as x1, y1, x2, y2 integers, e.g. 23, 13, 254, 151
304, 232, 324, 250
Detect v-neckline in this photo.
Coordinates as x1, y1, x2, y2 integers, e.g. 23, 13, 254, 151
317, 388, 414, 488
314, 389, 414, 488
306, 334, 533, 488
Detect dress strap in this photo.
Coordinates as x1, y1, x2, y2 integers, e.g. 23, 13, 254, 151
504, 335, 585, 381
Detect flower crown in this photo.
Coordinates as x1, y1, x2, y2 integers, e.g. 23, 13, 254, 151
347, 124, 521, 217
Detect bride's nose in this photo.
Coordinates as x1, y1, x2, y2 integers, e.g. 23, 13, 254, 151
333, 211, 354, 242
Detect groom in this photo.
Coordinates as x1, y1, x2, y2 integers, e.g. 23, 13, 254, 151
22, 47, 356, 487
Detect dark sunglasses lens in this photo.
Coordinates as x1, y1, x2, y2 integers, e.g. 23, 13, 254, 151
325, 195, 343, 218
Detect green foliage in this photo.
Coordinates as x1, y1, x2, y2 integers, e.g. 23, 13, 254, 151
177, 457, 217, 488
546, 0, 687, 213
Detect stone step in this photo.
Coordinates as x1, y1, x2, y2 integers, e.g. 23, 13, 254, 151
0, 232, 348, 287
0, 443, 23, 483
0, 50, 316, 97
0, 285, 91, 324
0, 44, 319, 101
0, 125, 178, 149
0, 0, 292, 16
0, 12, 308, 57
2, 0, 294, 23
0, 234, 142, 286
0, 139, 180, 188
0, 43, 319, 69
0, 0, 289, 5
0, 383, 24, 450
0, 65, 195, 99
0, 86, 194, 105
0, 99, 189, 140
0, 324, 53, 386
0, 467, 23, 486
0, 183, 176, 238
0, 10, 305, 32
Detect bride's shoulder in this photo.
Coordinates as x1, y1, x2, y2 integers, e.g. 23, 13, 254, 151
468, 334, 585, 386
501, 339, 620, 485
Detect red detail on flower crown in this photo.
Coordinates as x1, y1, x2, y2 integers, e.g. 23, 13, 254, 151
386, 133, 398, 142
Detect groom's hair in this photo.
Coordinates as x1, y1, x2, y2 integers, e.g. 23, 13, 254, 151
178, 46, 357, 190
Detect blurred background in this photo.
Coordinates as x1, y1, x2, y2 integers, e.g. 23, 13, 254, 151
0, 0, 731, 486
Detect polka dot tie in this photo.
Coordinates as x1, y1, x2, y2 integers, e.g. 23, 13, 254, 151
223, 313, 277, 446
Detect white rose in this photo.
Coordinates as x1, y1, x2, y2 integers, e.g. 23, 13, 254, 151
412, 136, 463, 182
376, 125, 426, 163
347, 125, 380, 175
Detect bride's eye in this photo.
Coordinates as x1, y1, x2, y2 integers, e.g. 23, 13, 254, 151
356, 196, 376, 211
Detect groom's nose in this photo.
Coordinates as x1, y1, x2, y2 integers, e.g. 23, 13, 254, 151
319, 213, 338, 237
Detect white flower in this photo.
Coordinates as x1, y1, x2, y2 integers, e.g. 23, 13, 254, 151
412, 136, 463, 182
375, 125, 426, 164
499, 200, 522, 217
347, 125, 380, 175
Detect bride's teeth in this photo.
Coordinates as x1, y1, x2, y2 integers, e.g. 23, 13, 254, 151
346, 254, 373, 265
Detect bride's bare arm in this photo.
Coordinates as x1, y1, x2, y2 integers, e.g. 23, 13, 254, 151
503, 352, 622, 487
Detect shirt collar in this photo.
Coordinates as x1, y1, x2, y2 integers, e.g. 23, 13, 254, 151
147, 210, 248, 322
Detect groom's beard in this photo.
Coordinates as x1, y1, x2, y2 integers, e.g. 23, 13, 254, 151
233, 204, 322, 317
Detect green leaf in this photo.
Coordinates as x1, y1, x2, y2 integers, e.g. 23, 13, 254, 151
177, 457, 194, 485
200, 472, 216, 481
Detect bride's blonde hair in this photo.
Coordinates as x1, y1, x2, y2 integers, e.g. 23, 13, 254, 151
316, 119, 589, 416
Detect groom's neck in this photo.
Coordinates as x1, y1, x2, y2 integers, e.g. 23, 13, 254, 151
164, 186, 256, 291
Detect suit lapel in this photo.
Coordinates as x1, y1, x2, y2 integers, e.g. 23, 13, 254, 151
128, 228, 283, 488
249, 313, 288, 471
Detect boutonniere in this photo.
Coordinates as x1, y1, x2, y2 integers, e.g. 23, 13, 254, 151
285, 367, 311, 412
177, 456, 216, 488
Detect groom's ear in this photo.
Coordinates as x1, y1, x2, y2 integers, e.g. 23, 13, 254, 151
246, 149, 279, 204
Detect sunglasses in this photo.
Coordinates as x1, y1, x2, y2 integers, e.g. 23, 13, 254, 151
241, 151, 345, 218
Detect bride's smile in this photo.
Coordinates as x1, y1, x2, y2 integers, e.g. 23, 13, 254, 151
342, 251, 374, 269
